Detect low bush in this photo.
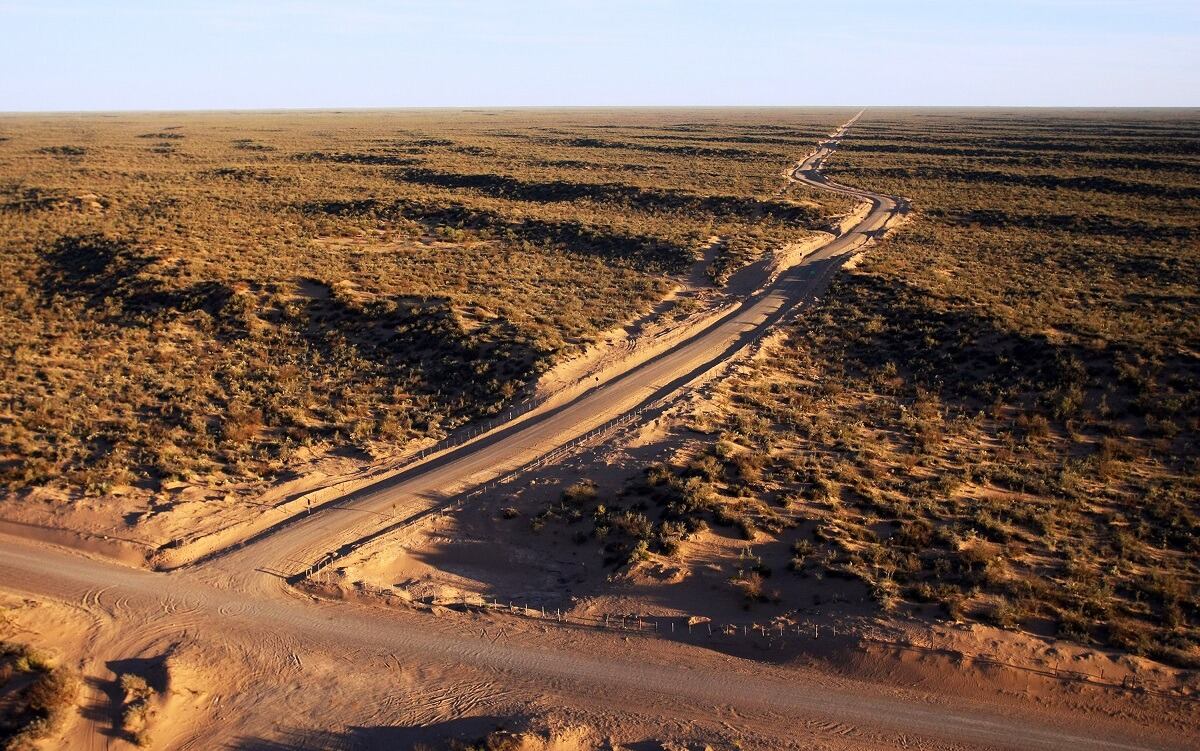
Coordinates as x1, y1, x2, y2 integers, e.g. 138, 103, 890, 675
0, 641, 79, 749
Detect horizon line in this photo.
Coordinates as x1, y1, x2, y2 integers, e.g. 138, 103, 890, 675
3, 104, 1199, 116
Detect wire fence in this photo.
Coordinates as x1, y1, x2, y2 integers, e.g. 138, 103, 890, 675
460, 599, 1190, 701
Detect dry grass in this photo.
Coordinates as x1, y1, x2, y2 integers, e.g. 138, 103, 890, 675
118, 673, 154, 747
675, 109, 1199, 666
0, 108, 853, 501
533, 109, 1198, 667
0, 641, 78, 749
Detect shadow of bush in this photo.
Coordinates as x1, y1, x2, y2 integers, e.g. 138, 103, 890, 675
393, 167, 821, 225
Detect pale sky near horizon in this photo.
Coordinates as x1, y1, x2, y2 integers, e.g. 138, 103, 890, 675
1, 0, 1197, 111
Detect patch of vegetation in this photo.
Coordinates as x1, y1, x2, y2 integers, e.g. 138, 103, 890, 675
35, 145, 85, 157
0, 109, 851, 504
529, 446, 795, 570
680, 110, 1199, 666
0, 641, 79, 750
118, 673, 154, 747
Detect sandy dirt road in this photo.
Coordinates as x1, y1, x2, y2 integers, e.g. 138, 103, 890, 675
0, 539, 1189, 750
3, 115, 1194, 749
197, 113, 906, 588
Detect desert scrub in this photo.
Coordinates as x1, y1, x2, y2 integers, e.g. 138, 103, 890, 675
532, 454, 797, 569
0, 108, 851, 505
675, 110, 1200, 666
0, 642, 79, 749
118, 673, 154, 746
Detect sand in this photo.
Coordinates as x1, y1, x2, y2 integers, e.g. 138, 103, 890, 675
1, 115, 1194, 750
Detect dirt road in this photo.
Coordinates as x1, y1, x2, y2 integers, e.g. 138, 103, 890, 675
198, 113, 906, 587
3, 115, 1192, 749
0, 539, 1186, 750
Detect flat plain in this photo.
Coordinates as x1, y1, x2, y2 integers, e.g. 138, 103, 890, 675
1, 108, 1197, 750
0, 108, 853, 553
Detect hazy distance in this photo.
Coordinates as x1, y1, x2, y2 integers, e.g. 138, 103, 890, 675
2, 0, 1197, 111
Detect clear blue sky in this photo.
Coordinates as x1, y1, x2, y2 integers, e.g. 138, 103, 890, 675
2, 0, 1196, 111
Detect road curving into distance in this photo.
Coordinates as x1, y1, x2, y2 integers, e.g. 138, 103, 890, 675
198, 112, 909, 587
4, 114, 1187, 750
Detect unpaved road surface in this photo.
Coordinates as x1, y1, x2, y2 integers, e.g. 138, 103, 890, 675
199, 113, 907, 587
3, 115, 1193, 750
0, 537, 1187, 750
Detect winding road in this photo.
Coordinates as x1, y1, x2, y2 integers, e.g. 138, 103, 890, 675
1, 114, 1191, 750
200, 112, 905, 589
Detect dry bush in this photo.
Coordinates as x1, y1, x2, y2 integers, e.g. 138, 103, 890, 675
117, 673, 154, 746
0, 641, 79, 749
435, 717, 598, 751
0, 108, 851, 504
657, 110, 1199, 666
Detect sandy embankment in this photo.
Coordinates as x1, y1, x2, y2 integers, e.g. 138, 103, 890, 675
2, 144, 872, 573
150, 220, 852, 570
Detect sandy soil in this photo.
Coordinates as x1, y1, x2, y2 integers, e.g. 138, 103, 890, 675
0, 220, 836, 575
1, 541, 1195, 751
3, 115, 1194, 750
332, 380, 1198, 704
